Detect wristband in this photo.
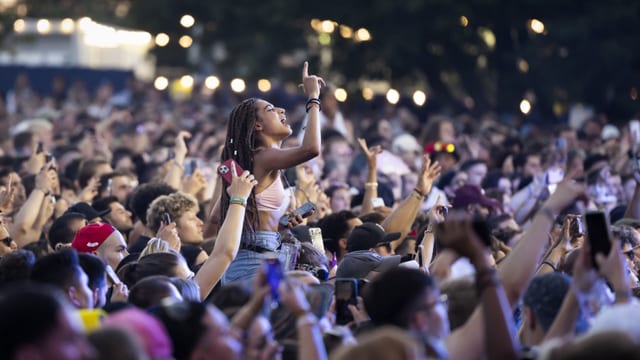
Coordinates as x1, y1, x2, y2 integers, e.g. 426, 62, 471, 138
229, 197, 247, 207
413, 188, 426, 197
365, 182, 378, 188
305, 98, 321, 113
296, 312, 318, 327
542, 260, 558, 272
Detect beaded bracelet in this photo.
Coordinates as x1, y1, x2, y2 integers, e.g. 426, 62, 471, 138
229, 197, 247, 207
305, 98, 321, 113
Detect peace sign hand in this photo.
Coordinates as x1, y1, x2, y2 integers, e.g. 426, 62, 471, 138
301, 61, 325, 98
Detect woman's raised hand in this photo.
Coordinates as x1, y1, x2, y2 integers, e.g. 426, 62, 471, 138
226, 160, 258, 200
301, 61, 325, 98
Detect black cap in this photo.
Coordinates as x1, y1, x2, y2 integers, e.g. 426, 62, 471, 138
65, 202, 110, 221
347, 222, 401, 252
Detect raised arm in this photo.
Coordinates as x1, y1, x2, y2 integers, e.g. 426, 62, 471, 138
624, 172, 640, 219
357, 138, 382, 215
381, 155, 441, 251
163, 131, 191, 189
253, 62, 325, 171
12, 166, 51, 247
194, 162, 257, 300
445, 178, 586, 360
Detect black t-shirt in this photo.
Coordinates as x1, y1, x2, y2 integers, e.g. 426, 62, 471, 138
128, 235, 151, 254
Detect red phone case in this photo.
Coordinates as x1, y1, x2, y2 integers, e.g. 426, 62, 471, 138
218, 159, 244, 184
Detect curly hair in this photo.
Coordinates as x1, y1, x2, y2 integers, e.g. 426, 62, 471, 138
147, 192, 199, 233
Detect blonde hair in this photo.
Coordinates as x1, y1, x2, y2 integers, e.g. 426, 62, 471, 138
330, 326, 424, 360
146, 192, 199, 233
139, 238, 172, 259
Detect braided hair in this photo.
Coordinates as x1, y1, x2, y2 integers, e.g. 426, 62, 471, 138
219, 98, 260, 240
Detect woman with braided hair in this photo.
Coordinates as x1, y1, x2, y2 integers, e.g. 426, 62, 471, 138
211, 62, 325, 283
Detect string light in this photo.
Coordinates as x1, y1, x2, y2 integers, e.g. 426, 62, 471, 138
180, 14, 195, 28
386, 89, 400, 104
178, 35, 193, 48
36, 19, 51, 34
520, 99, 532, 114
258, 79, 272, 92
529, 19, 545, 34
413, 90, 427, 106
13, 19, 25, 33
230, 78, 246, 93
334, 88, 348, 102
154, 76, 169, 91
60, 18, 75, 34
155, 33, 170, 47
205, 76, 220, 90
460, 16, 469, 27
180, 75, 194, 89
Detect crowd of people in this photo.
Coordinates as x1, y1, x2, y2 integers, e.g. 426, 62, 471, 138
0, 61, 640, 360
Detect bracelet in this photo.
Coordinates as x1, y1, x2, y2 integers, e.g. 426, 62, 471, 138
538, 206, 556, 223
411, 189, 424, 201
365, 182, 378, 188
305, 98, 321, 113
413, 188, 426, 198
425, 224, 434, 234
229, 197, 247, 207
542, 260, 558, 272
296, 312, 318, 327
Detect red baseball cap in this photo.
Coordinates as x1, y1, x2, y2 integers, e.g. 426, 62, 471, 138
71, 223, 116, 253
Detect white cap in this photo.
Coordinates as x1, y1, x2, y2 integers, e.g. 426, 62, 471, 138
391, 133, 422, 154
601, 124, 620, 141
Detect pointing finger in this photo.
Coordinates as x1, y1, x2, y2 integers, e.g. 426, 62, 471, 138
302, 61, 309, 78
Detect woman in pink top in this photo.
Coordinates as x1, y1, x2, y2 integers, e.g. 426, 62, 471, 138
216, 62, 324, 283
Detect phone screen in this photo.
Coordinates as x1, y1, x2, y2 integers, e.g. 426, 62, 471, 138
335, 278, 358, 325
585, 211, 612, 268
309, 227, 325, 253
265, 256, 282, 305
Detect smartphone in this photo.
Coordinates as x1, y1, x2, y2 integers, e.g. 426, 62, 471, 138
546, 167, 564, 185
570, 216, 584, 237
105, 264, 122, 285
279, 202, 316, 227
185, 159, 198, 176
107, 178, 113, 196
307, 284, 333, 318
335, 278, 358, 325
584, 211, 612, 269
45, 153, 53, 163
437, 205, 449, 218
264, 256, 283, 305
371, 197, 385, 208
163, 212, 172, 225
218, 159, 244, 184
36, 142, 44, 154
309, 227, 325, 254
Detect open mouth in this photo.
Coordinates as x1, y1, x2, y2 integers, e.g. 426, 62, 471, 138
280, 117, 287, 124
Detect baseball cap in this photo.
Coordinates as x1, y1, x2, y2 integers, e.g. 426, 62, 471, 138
66, 202, 110, 221
72, 223, 117, 253
336, 250, 401, 279
392, 134, 422, 154
451, 185, 500, 210
347, 222, 401, 252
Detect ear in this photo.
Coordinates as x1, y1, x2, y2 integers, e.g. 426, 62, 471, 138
254, 122, 263, 132
339, 238, 347, 250
67, 286, 81, 308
